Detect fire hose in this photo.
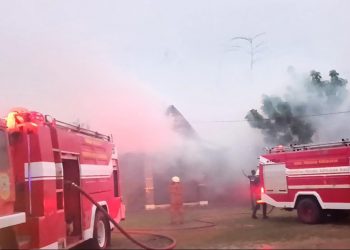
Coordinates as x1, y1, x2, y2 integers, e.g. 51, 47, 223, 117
267, 205, 274, 215
66, 181, 177, 250
125, 219, 215, 232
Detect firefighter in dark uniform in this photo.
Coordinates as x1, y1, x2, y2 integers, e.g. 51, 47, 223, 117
248, 169, 268, 219
169, 176, 184, 224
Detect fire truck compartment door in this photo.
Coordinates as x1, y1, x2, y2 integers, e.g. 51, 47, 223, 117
263, 164, 287, 194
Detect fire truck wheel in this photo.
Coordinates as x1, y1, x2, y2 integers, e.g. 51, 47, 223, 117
92, 211, 111, 249
297, 198, 322, 224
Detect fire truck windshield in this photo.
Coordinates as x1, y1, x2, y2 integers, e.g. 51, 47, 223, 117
0, 130, 9, 170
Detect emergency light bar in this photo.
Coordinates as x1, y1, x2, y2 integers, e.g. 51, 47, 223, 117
6, 111, 44, 133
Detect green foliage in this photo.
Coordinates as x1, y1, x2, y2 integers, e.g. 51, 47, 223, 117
246, 70, 348, 146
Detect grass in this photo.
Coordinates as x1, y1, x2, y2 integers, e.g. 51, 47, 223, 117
109, 204, 350, 249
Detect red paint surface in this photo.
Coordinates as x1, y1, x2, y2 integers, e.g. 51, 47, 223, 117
261, 145, 350, 206
2, 109, 123, 248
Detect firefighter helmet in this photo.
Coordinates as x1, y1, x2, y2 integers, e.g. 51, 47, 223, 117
171, 176, 180, 183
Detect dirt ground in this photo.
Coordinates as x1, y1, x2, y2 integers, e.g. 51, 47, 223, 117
108, 204, 350, 249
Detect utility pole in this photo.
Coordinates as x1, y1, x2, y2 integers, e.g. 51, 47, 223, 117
231, 32, 266, 71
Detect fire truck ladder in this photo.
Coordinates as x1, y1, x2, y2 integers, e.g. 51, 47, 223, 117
54, 119, 112, 142
277, 138, 350, 152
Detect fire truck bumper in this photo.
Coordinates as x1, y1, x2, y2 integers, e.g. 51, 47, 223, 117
0, 212, 26, 229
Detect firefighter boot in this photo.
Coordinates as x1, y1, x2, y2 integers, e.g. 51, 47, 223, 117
252, 204, 259, 219
262, 203, 268, 219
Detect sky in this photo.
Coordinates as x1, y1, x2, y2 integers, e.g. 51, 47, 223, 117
0, 0, 350, 155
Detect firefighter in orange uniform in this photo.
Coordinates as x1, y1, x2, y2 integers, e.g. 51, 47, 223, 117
169, 176, 184, 224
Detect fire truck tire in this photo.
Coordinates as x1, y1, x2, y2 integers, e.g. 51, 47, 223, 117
297, 198, 322, 224
91, 211, 111, 249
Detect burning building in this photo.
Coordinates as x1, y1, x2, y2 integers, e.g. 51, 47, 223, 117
120, 105, 208, 210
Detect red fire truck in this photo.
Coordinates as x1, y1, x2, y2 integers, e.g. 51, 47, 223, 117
259, 140, 350, 224
0, 108, 125, 249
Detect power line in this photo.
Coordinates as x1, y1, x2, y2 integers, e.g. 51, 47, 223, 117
192, 110, 350, 124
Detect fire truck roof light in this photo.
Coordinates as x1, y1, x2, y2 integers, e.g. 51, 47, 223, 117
6, 112, 17, 129
16, 115, 25, 123
6, 110, 43, 133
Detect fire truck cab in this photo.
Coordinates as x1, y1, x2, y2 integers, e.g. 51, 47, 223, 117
259, 140, 350, 224
0, 109, 125, 249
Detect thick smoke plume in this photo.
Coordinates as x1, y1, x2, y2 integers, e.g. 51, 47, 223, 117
245, 70, 348, 146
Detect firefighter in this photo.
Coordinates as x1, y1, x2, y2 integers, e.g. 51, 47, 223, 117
248, 169, 268, 219
246, 169, 258, 210
169, 176, 184, 224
